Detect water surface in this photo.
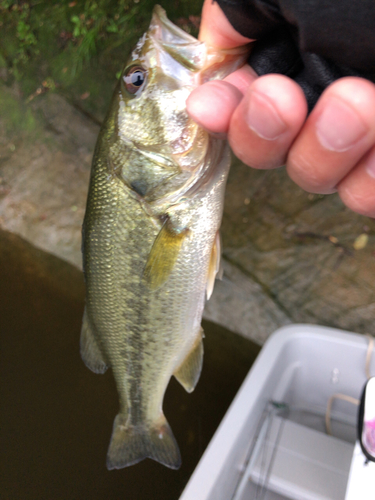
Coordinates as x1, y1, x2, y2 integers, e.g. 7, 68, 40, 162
0, 229, 260, 499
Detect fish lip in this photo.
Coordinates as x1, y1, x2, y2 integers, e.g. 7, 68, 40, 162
151, 5, 199, 45
150, 5, 206, 74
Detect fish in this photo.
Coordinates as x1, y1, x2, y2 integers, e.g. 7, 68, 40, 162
80, 5, 249, 470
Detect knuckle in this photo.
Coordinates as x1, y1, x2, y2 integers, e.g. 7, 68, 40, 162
231, 141, 286, 169
338, 184, 375, 216
286, 150, 323, 191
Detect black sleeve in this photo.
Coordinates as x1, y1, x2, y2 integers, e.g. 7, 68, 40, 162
216, 0, 375, 110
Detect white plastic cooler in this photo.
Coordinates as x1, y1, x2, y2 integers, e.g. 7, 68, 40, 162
179, 324, 375, 500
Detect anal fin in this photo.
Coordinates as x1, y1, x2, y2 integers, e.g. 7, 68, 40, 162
80, 307, 109, 374
144, 218, 190, 290
107, 413, 181, 470
174, 329, 204, 393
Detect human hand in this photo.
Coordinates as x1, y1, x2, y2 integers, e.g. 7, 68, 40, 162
187, 0, 375, 218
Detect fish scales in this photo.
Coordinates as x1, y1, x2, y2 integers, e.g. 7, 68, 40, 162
80, 5, 249, 470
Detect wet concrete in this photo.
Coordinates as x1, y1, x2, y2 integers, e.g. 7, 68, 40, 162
0, 228, 260, 500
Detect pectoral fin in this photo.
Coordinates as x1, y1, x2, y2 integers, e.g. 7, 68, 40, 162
144, 219, 189, 290
174, 329, 204, 393
206, 230, 221, 300
80, 307, 109, 374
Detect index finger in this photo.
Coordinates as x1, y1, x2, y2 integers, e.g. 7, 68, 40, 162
199, 0, 253, 48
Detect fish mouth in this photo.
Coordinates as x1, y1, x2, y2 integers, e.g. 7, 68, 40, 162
150, 5, 251, 83
151, 5, 199, 46
150, 5, 206, 73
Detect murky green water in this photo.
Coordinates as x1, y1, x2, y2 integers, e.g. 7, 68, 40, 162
0, 229, 260, 500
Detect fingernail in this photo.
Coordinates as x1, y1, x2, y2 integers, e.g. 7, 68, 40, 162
365, 148, 375, 179
246, 90, 287, 140
316, 97, 367, 152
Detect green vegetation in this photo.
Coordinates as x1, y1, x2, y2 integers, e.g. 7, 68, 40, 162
0, 0, 203, 119
0, 85, 37, 134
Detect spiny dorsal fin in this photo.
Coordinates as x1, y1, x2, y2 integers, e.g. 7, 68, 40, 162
174, 329, 204, 393
206, 230, 221, 300
144, 218, 190, 290
80, 307, 109, 374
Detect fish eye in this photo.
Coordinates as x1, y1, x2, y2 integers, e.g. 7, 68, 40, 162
123, 66, 147, 96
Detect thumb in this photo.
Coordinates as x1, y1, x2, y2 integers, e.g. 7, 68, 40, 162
199, 0, 253, 48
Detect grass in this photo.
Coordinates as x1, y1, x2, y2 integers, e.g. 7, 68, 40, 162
0, 0, 203, 120
0, 85, 38, 134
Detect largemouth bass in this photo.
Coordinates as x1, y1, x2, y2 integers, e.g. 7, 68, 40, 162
81, 5, 248, 470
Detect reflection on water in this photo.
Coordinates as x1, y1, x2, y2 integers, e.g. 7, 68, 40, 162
0, 229, 260, 500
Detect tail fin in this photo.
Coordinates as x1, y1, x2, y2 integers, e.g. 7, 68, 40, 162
106, 413, 181, 470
